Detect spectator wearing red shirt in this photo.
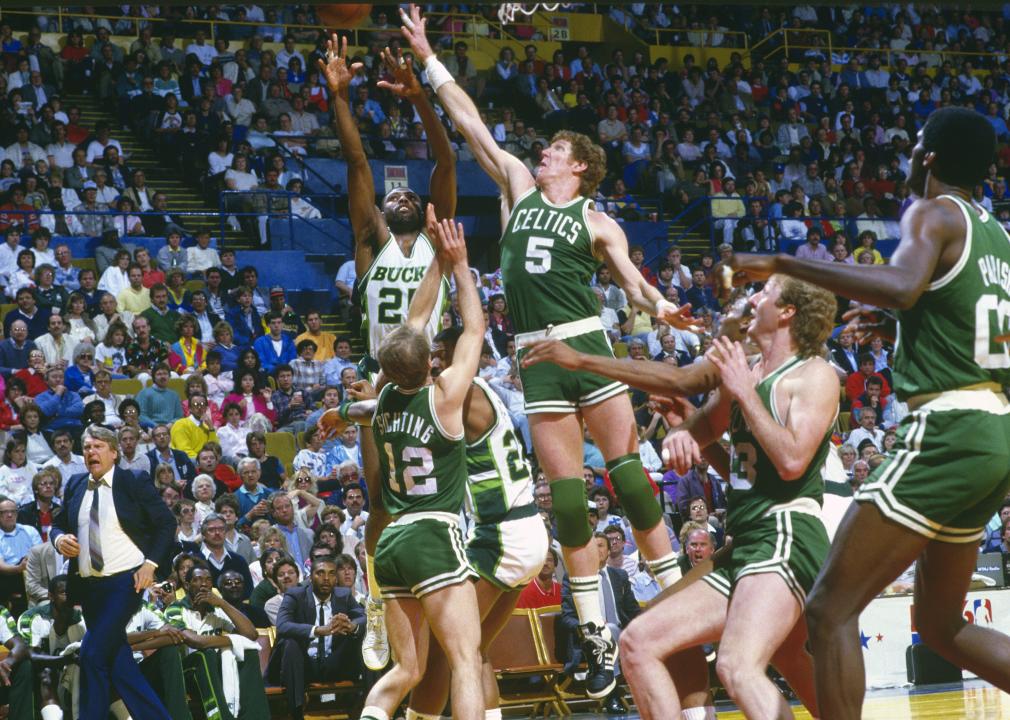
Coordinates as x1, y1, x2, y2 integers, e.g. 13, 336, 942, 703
628, 244, 657, 286
845, 352, 891, 404
516, 548, 562, 609
0, 185, 39, 232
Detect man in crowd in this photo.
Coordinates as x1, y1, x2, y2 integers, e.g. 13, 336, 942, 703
170, 394, 218, 459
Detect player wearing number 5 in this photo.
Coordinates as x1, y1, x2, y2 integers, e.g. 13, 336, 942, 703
626, 277, 838, 719
734, 107, 1010, 719
359, 210, 484, 720
397, 5, 695, 697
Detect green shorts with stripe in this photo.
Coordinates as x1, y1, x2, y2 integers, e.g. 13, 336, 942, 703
466, 505, 551, 591
374, 512, 477, 599
855, 391, 1010, 544
516, 317, 628, 415
702, 507, 830, 608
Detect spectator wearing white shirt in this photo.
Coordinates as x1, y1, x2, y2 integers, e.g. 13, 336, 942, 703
41, 429, 86, 484
794, 228, 833, 261
275, 37, 305, 71
185, 30, 218, 67
847, 406, 885, 453
186, 231, 221, 276
84, 123, 124, 165
46, 122, 76, 169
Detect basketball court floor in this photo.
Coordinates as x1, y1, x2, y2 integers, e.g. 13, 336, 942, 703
564, 681, 1010, 719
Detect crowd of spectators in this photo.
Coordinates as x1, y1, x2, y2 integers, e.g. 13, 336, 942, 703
4, 3, 1010, 717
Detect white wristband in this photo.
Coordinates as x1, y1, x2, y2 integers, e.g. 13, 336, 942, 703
424, 55, 455, 92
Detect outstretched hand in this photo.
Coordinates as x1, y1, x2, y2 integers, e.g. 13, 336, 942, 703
398, 4, 436, 62
317, 34, 361, 95
376, 47, 422, 99
657, 301, 701, 333
426, 204, 467, 267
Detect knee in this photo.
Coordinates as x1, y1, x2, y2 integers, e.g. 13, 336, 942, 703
915, 611, 961, 654
618, 622, 650, 672
804, 586, 833, 639
715, 651, 757, 698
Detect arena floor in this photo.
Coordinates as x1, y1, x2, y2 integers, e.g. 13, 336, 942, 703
561, 681, 1010, 719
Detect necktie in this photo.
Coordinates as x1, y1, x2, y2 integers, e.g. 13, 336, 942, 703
317, 601, 326, 663
88, 478, 105, 572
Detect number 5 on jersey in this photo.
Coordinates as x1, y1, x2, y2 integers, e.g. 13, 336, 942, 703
525, 236, 555, 274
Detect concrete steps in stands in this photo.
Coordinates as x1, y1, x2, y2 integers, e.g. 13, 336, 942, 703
64, 92, 253, 250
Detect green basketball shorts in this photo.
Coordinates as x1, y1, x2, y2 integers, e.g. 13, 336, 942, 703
702, 502, 830, 608
374, 512, 477, 599
855, 390, 1010, 544
466, 504, 550, 591
515, 316, 628, 415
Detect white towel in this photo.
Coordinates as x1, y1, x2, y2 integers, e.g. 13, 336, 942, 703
220, 634, 261, 717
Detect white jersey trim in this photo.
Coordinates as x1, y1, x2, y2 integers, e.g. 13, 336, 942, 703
928, 195, 974, 292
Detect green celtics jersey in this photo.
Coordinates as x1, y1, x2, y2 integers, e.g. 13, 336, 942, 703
373, 382, 467, 517
500, 188, 600, 333
359, 231, 449, 355
726, 356, 830, 533
464, 378, 535, 524
893, 195, 1010, 399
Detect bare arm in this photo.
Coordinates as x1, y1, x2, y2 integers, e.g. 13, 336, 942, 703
319, 35, 383, 274
733, 198, 962, 310
593, 211, 697, 330
398, 5, 533, 206
433, 217, 480, 436
406, 210, 449, 331
197, 591, 258, 641
709, 338, 838, 480
661, 387, 731, 475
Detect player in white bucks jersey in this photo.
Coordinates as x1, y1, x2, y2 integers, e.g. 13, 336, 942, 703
736, 107, 1010, 718
321, 35, 457, 671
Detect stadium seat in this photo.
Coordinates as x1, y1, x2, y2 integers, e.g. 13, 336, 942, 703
110, 378, 143, 396
486, 608, 568, 715
166, 377, 189, 401
266, 432, 297, 474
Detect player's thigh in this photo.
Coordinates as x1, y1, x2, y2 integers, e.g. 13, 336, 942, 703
808, 501, 929, 618
720, 573, 804, 670
581, 390, 639, 459
421, 579, 482, 662
529, 412, 585, 479
623, 576, 727, 658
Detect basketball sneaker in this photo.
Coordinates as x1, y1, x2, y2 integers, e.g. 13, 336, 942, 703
362, 597, 390, 670
579, 622, 617, 699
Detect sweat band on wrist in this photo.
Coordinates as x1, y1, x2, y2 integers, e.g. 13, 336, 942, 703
338, 401, 353, 421
424, 55, 455, 92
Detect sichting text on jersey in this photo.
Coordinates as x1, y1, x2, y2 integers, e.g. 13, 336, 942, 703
374, 411, 434, 444
978, 254, 1010, 296
509, 207, 584, 244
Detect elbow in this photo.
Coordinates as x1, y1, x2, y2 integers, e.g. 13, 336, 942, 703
777, 459, 805, 482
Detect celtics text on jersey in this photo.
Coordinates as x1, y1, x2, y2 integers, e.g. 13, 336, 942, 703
500, 188, 601, 334
726, 356, 832, 533
893, 195, 1010, 399
464, 378, 535, 524
358, 231, 448, 355
373, 383, 467, 517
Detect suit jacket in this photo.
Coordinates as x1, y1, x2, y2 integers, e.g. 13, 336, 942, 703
274, 584, 365, 648
22, 83, 57, 110
50, 466, 177, 598
146, 448, 196, 487
830, 343, 860, 376
63, 164, 96, 191
17, 498, 63, 539
0, 338, 35, 375
25, 541, 63, 606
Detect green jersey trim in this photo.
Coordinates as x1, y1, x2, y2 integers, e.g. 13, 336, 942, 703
927, 195, 977, 292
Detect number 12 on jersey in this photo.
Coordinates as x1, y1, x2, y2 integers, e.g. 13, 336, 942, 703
384, 443, 437, 496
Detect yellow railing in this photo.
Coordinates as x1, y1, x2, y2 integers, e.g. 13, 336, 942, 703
646, 25, 750, 51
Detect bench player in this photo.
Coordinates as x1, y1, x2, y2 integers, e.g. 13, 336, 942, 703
398, 5, 695, 696
320, 35, 456, 670
735, 106, 1010, 719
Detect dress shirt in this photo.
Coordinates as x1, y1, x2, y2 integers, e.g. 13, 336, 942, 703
0, 523, 41, 564
42, 454, 87, 485
76, 467, 146, 577
307, 593, 332, 659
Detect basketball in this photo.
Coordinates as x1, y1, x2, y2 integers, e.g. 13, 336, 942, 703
317, 407, 351, 441
316, 4, 373, 28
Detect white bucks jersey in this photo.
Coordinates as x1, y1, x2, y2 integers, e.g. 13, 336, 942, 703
359, 232, 448, 355
465, 378, 535, 524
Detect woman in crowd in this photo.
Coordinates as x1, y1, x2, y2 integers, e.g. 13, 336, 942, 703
292, 425, 328, 479
246, 430, 285, 489
172, 316, 206, 376
216, 401, 249, 460
191, 473, 217, 527
64, 342, 97, 395
249, 547, 286, 609
95, 320, 130, 376
853, 229, 885, 264
202, 350, 235, 404
64, 292, 99, 347
286, 468, 323, 531
237, 349, 267, 386
0, 436, 39, 505
33, 264, 68, 313
250, 528, 289, 585
5, 250, 36, 299
174, 498, 200, 543
222, 368, 276, 430
112, 196, 144, 236
118, 397, 152, 445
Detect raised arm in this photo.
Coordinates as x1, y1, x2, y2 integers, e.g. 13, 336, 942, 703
319, 35, 384, 274
661, 386, 732, 476
732, 198, 959, 310
432, 216, 480, 436
376, 48, 456, 218
593, 212, 698, 331
406, 204, 449, 331
398, 4, 533, 207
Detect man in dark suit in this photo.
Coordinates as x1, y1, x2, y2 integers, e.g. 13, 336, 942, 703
268, 556, 365, 720
829, 328, 860, 376
0, 318, 35, 375
146, 424, 197, 487
560, 533, 640, 713
50, 425, 176, 720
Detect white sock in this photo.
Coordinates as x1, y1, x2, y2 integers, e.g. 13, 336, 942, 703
485, 709, 503, 720
647, 551, 681, 590
682, 707, 717, 720
570, 574, 606, 627
405, 710, 441, 720
360, 706, 390, 720
40, 706, 64, 720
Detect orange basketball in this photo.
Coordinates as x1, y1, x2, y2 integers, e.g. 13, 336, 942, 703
317, 407, 350, 441
317, 4, 373, 28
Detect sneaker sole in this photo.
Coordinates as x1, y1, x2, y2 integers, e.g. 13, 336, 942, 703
363, 655, 390, 671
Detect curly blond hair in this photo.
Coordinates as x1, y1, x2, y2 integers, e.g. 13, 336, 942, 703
551, 130, 607, 197
775, 275, 837, 359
